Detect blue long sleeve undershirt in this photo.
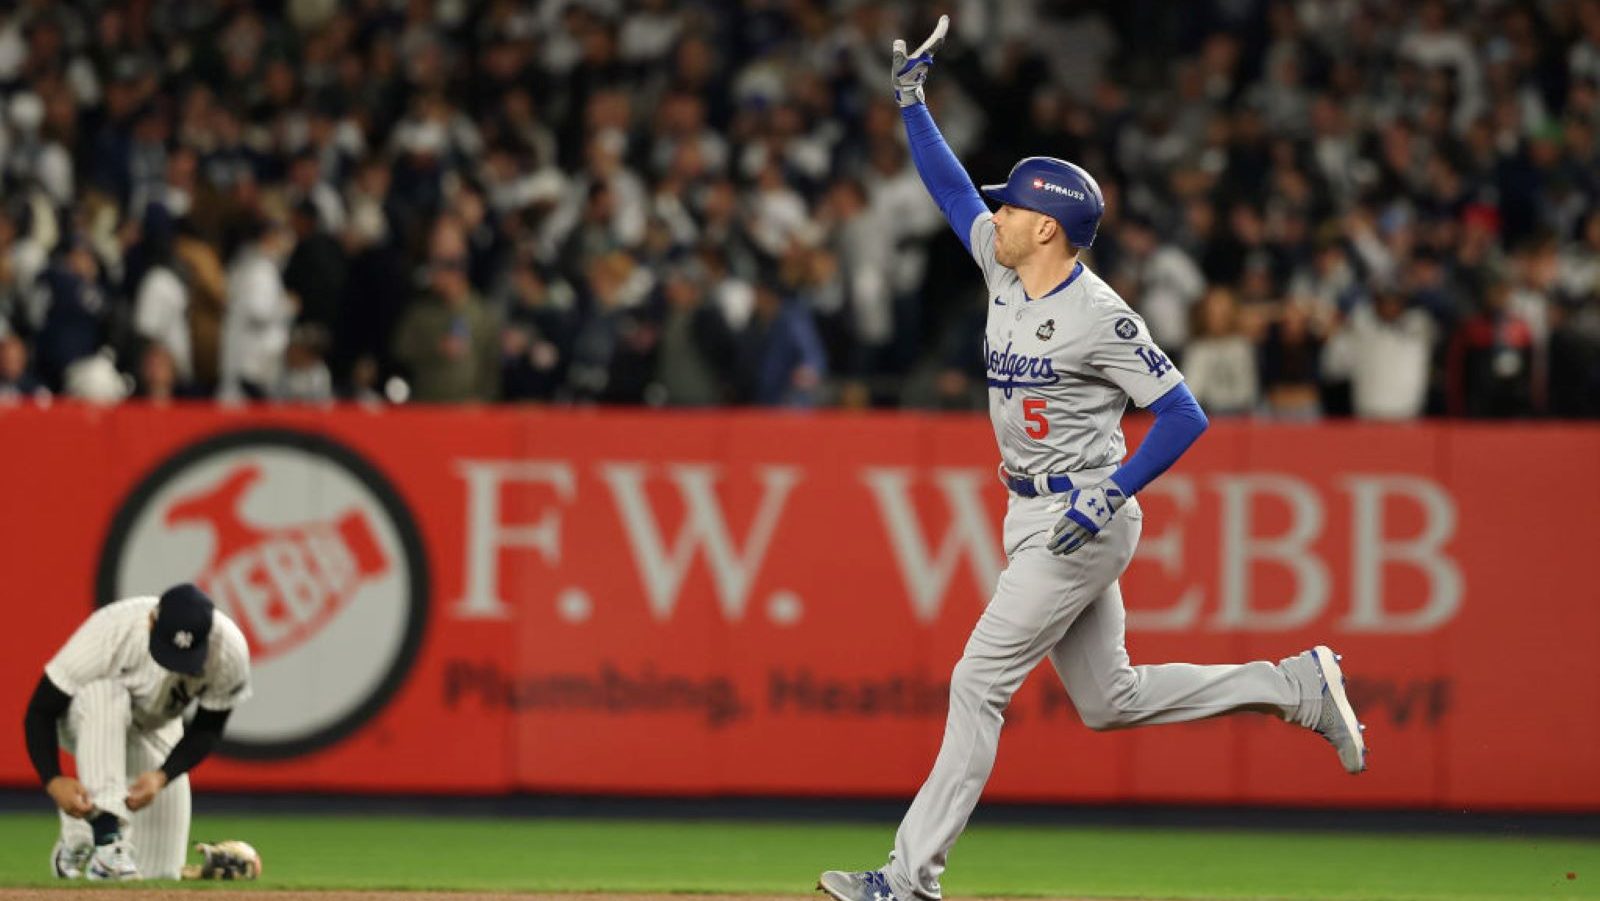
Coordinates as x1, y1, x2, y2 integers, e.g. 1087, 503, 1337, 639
901, 104, 987, 251
1109, 382, 1209, 496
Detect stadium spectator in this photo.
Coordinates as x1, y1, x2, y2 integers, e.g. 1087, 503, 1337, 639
499, 257, 577, 403
0, 0, 1585, 418
131, 211, 191, 384
282, 201, 346, 337
278, 323, 335, 404
0, 329, 42, 401
735, 282, 826, 408
1259, 301, 1325, 420
30, 237, 107, 393
219, 216, 297, 400
1182, 288, 1260, 417
134, 343, 180, 405
653, 265, 736, 407
1330, 288, 1437, 421
392, 218, 501, 403
1447, 279, 1539, 417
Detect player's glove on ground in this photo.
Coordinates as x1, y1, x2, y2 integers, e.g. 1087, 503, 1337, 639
892, 14, 949, 107
181, 840, 262, 880
1049, 482, 1126, 556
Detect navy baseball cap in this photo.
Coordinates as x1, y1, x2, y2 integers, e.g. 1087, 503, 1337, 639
150, 584, 215, 675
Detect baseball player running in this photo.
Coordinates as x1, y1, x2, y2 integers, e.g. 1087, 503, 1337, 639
819, 16, 1366, 901
23, 584, 251, 881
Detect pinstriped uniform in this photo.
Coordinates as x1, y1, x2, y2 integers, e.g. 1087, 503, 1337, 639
45, 597, 251, 879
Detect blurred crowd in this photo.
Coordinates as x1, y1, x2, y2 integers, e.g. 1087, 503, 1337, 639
0, 0, 1596, 419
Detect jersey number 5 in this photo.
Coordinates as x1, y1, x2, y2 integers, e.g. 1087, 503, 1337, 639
1023, 398, 1049, 439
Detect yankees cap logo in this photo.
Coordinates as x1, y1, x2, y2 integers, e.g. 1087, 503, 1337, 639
97, 429, 428, 761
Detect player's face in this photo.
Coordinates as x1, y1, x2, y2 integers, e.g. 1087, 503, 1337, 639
993, 204, 1039, 268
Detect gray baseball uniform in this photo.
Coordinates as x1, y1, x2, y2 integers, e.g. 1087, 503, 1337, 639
884, 214, 1321, 901
46, 597, 252, 879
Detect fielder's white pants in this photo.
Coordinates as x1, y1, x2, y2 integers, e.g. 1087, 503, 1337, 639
57, 679, 191, 879
888, 489, 1316, 901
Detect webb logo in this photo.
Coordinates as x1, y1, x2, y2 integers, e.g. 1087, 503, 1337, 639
164, 464, 389, 662
98, 429, 428, 760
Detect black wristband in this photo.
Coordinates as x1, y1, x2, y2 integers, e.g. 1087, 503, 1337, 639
159, 707, 231, 781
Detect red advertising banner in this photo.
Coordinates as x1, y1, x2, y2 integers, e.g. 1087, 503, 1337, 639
1, 404, 1595, 809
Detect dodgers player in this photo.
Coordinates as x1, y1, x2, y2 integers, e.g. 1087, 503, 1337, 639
23, 584, 252, 881
819, 16, 1366, 901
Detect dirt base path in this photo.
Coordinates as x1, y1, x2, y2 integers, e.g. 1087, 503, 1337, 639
4, 893, 1123, 901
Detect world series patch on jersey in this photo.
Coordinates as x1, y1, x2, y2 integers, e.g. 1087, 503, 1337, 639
969, 213, 1185, 477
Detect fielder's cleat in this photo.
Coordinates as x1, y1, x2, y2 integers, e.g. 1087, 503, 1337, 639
85, 837, 140, 881
819, 869, 902, 901
1308, 645, 1367, 774
51, 839, 92, 879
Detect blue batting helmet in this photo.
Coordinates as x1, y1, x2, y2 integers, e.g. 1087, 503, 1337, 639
981, 157, 1105, 248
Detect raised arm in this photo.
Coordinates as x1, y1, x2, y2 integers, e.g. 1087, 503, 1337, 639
892, 16, 987, 251
901, 107, 987, 251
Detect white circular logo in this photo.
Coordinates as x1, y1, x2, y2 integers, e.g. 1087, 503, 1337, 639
98, 430, 428, 759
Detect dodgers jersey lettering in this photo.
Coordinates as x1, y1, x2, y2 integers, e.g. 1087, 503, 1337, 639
46, 597, 252, 731
970, 212, 1184, 476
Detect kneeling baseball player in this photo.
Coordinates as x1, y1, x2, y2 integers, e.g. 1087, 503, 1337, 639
23, 583, 252, 880
819, 15, 1366, 901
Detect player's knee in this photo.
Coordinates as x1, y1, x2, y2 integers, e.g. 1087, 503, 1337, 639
1075, 678, 1140, 732
1074, 699, 1120, 731
948, 657, 1002, 712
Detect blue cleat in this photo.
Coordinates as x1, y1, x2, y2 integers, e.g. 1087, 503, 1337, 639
818, 869, 902, 901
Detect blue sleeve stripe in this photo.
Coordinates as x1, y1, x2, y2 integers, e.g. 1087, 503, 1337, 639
1109, 382, 1208, 496
901, 104, 986, 251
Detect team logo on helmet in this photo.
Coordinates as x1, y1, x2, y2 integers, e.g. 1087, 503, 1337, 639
1115, 317, 1140, 340
97, 429, 428, 760
1036, 319, 1056, 341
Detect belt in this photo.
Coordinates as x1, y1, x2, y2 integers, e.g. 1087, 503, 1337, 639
998, 465, 1076, 498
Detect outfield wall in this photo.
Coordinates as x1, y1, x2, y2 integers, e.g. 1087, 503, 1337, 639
1, 404, 1595, 810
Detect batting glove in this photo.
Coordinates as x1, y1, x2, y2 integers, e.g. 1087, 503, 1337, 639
892, 14, 949, 108
1048, 481, 1126, 556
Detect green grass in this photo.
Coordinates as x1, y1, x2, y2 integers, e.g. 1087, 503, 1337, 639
0, 812, 1596, 900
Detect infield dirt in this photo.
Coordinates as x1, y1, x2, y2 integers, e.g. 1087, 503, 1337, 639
5, 893, 1124, 901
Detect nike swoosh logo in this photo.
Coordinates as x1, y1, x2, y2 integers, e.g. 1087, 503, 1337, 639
992, 297, 1004, 306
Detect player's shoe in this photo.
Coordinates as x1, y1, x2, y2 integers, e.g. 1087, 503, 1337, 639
818, 869, 902, 901
51, 839, 92, 879
1306, 645, 1367, 774
85, 837, 140, 881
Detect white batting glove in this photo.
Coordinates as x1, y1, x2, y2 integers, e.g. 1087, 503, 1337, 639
1048, 481, 1126, 556
892, 14, 949, 108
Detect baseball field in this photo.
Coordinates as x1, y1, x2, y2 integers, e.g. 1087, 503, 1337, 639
0, 812, 1596, 901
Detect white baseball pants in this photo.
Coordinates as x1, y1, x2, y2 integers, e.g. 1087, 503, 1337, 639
56, 680, 191, 879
